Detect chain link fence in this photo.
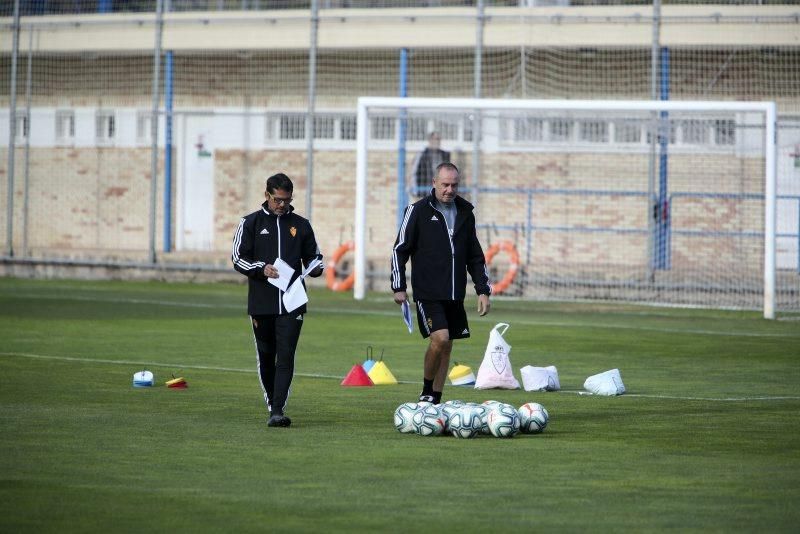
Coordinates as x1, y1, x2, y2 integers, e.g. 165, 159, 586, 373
1, 2, 798, 310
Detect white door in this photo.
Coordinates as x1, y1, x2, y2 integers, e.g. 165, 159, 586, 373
177, 114, 215, 251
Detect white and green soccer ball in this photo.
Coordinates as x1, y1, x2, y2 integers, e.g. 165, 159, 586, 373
518, 402, 549, 434
487, 403, 521, 438
394, 402, 422, 434
440, 401, 463, 427
412, 404, 446, 436
474, 404, 492, 435
448, 405, 482, 439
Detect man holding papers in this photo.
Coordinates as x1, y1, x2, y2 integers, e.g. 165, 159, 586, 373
391, 162, 492, 405
232, 173, 323, 428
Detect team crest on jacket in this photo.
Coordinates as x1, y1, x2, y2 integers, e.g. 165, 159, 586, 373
290, 226, 297, 237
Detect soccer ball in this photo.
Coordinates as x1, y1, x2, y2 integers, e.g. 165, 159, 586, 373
518, 402, 549, 434
412, 404, 446, 436
474, 404, 492, 435
448, 406, 482, 439
487, 404, 521, 438
394, 402, 421, 434
440, 401, 463, 427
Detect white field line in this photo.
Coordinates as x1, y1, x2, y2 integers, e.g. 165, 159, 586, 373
5, 292, 800, 339
2, 351, 799, 403
0, 351, 417, 384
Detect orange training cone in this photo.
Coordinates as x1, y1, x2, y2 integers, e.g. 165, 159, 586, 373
166, 376, 188, 389
341, 364, 374, 386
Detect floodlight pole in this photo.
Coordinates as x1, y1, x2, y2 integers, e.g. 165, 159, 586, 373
646, 0, 661, 275
5, 0, 20, 257
472, 0, 485, 207
148, 0, 165, 264
305, 0, 319, 223
22, 25, 32, 257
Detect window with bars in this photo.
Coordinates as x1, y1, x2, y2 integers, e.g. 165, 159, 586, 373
405, 117, 428, 141
433, 118, 459, 141
260, 110, 741, 151
513, 117, 544, 142
279, 114, 305, 140
137, 111, 152, 145
340, 116, 357, 140
15, 113, 28, 142
370, 116, 396, 140
549, 119, 573, 142
96, 111, 115, 145
714, 119, 736, 145
313, 116, 336, 139
613, 120, 642, 143
266, 112, 363, 142
681, 119, 708, 145
55, 110, 75, 145
578, 119, 608, 143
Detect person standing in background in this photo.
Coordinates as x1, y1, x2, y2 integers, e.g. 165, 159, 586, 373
411, 131, 450, 197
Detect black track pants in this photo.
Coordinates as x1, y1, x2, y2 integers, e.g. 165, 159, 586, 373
251, 312, 304, 415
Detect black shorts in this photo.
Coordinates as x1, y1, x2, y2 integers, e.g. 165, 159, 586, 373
415, 300, 470, 340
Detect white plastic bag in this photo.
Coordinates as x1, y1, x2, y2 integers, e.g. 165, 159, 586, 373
474, 323, 520, 390
520, 365, 561, 392
583, 368, 626, 396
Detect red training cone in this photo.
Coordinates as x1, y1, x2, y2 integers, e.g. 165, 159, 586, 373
341, 364, 374, 387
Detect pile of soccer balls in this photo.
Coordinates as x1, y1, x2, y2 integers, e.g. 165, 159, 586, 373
393, 400, 549, 438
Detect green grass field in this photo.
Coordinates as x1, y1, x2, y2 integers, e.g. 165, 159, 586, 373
1, 277, 799, 532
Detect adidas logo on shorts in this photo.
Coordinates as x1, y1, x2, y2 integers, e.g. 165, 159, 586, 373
462, 328, 469, 335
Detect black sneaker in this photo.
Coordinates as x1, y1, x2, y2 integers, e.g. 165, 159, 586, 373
268, 414, 292, 427
418, 394, 435, 404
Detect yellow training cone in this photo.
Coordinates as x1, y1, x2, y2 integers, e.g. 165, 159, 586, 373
448, 363, 475, 386
368, 360, 398, 385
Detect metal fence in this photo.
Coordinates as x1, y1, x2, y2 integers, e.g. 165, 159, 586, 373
1, 1, 798, 311
2, 1, 799, 17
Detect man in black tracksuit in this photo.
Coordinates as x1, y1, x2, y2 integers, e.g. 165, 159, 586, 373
391, 162, 491, 404
232, 173, 323, 428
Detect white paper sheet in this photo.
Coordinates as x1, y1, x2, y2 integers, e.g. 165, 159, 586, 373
401, 300, 413, 333
267, 258, 295, 292
300, 257, 323, 278
282, 277, 309, 312
282, 258, 323, 312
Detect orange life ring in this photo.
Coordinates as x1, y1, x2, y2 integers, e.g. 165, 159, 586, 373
485, 241, 519, 295
326, 241, 355, 291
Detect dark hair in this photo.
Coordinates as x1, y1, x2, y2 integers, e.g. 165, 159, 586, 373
435, 162, 459, 178
266, 173, 294, 194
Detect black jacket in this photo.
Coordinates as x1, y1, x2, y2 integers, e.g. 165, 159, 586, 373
413, 147, 451, 190
391, 191, 491, 301
232, 202, 323, 315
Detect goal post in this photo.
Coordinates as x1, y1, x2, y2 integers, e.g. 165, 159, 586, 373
354, 97, 779, 319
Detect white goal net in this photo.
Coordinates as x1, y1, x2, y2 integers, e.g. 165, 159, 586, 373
353, 97, 791, 319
